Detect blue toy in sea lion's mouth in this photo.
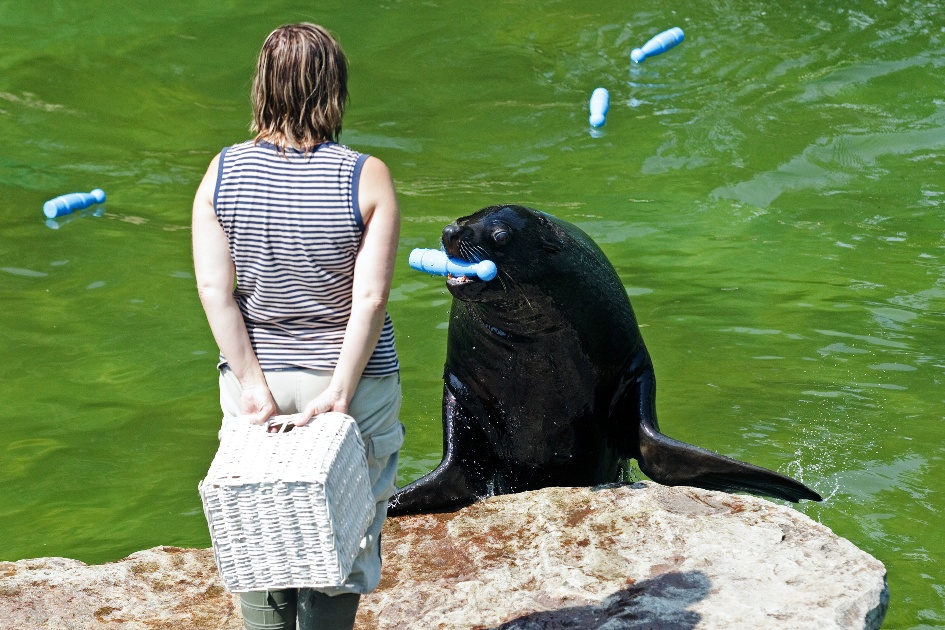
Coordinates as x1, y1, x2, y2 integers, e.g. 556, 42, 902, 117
408, 248, 498, 282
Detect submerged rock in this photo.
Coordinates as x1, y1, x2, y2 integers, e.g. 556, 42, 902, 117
0, 483, 887, 629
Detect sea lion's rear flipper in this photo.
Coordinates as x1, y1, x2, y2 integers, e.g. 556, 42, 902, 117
629, 370, 822, 503
387, 382, 493, 516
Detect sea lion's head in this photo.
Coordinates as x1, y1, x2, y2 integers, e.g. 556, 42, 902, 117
440, 204, 641, 363
440, 205, 570, 302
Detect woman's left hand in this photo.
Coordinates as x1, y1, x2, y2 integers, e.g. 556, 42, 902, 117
239, 384, 278, 424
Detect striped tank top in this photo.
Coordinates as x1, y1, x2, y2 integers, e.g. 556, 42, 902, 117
213, 140, 399, 376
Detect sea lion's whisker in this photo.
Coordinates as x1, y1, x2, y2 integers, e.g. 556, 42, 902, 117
459, 241, 476, 262
469, 244, 490, 262
499, 269, 535, 312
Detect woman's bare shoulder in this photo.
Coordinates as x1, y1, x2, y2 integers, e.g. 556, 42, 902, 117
358, 156, 398, 226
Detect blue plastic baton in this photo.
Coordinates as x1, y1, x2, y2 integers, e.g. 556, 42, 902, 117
631, 27, 685, 63
589, 87, 610, 128
408, 248, 498, 281
43, 189, 106, 219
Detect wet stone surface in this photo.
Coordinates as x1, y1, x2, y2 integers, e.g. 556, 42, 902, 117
0, 483, 887, 629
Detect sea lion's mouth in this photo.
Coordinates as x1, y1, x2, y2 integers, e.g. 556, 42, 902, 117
446, 273, 480, 287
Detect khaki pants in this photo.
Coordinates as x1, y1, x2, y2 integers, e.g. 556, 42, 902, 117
219, 368, 404, 597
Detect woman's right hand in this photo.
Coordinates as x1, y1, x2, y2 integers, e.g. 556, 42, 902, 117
295, 387, 349, 427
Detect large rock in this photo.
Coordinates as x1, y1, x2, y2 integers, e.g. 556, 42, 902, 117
0, 483, 887, 629
364, 483, 888, 629
0, 545, 241, 629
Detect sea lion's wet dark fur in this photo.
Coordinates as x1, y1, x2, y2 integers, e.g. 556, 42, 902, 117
388, 205, 820, 515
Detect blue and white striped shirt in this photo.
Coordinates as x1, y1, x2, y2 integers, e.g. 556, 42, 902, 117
213, 140, 399, 376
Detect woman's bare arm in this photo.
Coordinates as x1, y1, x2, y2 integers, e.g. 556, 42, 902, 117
192, 154, 276, 423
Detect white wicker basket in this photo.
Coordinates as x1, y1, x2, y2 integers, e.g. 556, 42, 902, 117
199, 412, 375, 592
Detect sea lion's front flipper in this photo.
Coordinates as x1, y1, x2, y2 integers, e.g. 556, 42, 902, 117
387, 381, 493, 516
629, 370, 822, 503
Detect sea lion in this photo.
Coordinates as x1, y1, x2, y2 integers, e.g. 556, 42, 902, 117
388, 205, 820, 516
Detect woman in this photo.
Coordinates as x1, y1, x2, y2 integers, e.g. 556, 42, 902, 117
192, 23, 403, 630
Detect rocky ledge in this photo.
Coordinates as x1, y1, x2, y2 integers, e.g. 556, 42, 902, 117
0, 483, 888, 629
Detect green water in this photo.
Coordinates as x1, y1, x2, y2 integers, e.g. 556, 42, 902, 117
1, 1, 943, 626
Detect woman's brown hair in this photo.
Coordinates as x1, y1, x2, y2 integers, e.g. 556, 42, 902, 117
251, 23, 348, 150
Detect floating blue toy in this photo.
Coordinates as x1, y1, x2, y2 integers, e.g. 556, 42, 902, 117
631, 27, 685, 63
409, 248, 497, 281
43, 189, 106, 219
589, 87, 610, 128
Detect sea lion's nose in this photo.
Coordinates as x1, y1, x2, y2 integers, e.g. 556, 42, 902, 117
442, 223, 465, 255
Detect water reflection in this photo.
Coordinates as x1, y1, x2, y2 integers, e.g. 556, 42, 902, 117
44, 206, 105, 230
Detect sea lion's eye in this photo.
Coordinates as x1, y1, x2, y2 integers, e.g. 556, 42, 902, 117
493, 230, 510, 246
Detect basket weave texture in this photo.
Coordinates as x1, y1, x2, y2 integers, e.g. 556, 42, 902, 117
199, 412, 375, 592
